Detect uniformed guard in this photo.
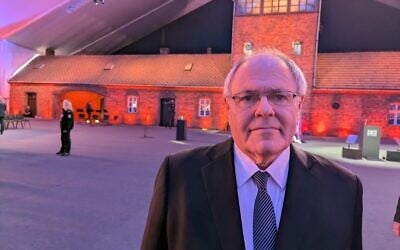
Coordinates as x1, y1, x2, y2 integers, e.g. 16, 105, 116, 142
56, 99, 74, 156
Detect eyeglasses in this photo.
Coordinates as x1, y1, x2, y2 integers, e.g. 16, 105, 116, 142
227, 90, 300, 109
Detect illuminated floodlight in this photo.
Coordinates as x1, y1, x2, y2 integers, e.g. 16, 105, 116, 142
93, 0, 105, 5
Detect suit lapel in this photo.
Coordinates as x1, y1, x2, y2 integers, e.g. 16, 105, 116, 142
276, 145, 321, 249
201, 139, 245, 250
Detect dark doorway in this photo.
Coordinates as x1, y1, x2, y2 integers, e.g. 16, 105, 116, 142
160, 98, 175, 127
27, 92, 37, 117
99, 97, 105, 120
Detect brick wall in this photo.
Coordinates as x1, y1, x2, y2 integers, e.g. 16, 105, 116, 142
174, 91, 227, 129
105, 87, 227, 129
10, 83, 60, 119
311, 90, 400, 138
9, 83, 228, 130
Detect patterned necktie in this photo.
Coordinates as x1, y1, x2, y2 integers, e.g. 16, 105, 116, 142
253, 171, 277, 250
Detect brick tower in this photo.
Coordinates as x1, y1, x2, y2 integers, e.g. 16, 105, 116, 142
231, 0, 321, 134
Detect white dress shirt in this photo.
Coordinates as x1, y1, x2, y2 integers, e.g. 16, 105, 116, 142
234, 144, 290, 250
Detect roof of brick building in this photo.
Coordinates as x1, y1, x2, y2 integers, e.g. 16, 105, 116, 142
10, 52, 400, 90
316, 52, 400, 89
9, 54, 232, 88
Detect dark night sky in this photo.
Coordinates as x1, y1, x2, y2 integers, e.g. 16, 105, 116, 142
115, 0, 234, 54
319, 0, 400, 52
115, 0, 400, 54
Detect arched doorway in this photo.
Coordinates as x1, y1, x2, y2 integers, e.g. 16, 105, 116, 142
61, 91, 104, 121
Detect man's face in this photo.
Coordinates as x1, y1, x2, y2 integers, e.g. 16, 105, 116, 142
226, 56, 303, 166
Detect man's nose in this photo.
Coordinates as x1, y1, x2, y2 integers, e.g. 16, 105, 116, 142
254, 96, 275, 117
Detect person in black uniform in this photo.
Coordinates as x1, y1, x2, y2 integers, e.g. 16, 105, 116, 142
56, 99, 74, 156
394, 197, 400, 237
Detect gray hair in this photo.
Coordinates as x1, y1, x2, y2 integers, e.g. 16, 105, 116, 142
223, 48, 307, 96
62, 99, 73, 111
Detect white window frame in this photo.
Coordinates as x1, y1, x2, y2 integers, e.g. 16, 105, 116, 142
388, 102, 400, 126
198, 98, 211, 117
236, 0, 318, 16
127, 95, 138, 113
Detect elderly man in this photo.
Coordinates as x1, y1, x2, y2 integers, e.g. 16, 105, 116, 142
141, 50, 363, 250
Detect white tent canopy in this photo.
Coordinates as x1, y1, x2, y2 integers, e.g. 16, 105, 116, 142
0, 0, 212, 99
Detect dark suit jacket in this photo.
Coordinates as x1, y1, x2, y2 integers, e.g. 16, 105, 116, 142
141, 138, 363, 250
395, 197, 400, 223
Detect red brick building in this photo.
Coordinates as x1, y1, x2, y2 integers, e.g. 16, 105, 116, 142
312, 52, 400, 138
9, 54, 231, 130
231, 0, 400, 138
8, 1, 400, 138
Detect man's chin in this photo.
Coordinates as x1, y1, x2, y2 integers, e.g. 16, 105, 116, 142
253, 140, 287, 155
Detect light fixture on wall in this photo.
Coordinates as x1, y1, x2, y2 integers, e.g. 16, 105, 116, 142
93, 0, 104, 5
243, 42, 253, 56
292, 41, 303, 56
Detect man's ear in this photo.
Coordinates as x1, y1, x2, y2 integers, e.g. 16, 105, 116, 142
225, 98, 230, 111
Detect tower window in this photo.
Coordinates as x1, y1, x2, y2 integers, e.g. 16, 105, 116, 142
236, 0, 318, 16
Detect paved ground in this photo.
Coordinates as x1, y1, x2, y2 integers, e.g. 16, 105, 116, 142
0, 120, 399, 250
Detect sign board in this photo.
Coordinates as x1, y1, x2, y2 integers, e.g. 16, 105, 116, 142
360, 125, 381, 160
366, 129, 378, 137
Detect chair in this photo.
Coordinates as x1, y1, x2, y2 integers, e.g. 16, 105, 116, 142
78, 113, 86, 123
15, 115, 31, 129
5, 115, 16, 129
22, 116, 32, 129
91, 114, 100, 125
101, 110, 110, 125
76, 108, 86, 123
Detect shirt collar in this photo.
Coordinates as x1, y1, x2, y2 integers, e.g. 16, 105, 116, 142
234, 144, 290, 190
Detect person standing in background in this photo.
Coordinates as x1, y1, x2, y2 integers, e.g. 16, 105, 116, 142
86, 102, 93, 122
0, 97, 6, 135
394, 197, 400, 237
56, 99, 74, 156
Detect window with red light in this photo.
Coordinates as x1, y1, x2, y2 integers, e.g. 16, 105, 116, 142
388, 102, 400, 125
127, 95, 138, 113
199, 98, 211, 117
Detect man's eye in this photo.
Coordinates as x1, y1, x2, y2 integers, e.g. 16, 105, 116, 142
271, 93, 288, 101
239, 94, 257, 102
242, 95, 253, 101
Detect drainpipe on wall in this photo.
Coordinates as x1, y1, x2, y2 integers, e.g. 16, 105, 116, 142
312, 0, 323, 88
